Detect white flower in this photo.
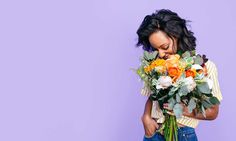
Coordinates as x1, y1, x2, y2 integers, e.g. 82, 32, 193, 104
191, 64, 203, 70
155, 76, 172, 89
183, 76, 197, 92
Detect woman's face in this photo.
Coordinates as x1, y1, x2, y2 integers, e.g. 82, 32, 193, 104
148, 30, 178, 60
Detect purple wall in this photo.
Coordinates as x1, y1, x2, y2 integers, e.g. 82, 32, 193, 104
0, 0, 235, 141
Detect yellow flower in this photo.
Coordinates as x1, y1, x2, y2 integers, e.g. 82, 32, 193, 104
178, 60, 187, 70
150, 59, 166, 68
165, 54, 180, 69
155, 66, 167, 74
168, 54, 180, 60
144, 66, 152, 73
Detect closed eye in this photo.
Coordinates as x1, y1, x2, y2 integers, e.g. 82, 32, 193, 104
163, 45, 170, 50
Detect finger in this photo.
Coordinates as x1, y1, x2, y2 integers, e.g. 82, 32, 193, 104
163, 103, 169, 107
153, 121, 159, 129
163, 103, 172, 110
163, 105, 172, 111
166, 110, 175, 116
146, 129, 154, 136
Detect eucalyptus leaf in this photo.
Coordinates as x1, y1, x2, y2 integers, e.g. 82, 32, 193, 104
185, 57, 194, 64
201, 105, 206, 118
182, 51, 191, 58
144, 51, 158, 60
141, 58, 150, 66
188, 98, 196, 113
197, 82, 211, 94
158, 95, 168, 101
178, 85, 189, 96
152, 78, 158, 86
173, 103, 183, 119
168, 98, 176, 110
176, 94, 181, 103
202, 100, 212, 109
209, 97, 220, 105
194, 55, 204, 65
168, 86, 178, 96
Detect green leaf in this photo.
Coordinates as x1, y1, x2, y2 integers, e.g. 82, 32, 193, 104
176, 94, 181, 103
182, 51, 191, 58
158, 94, 168, 101
188, 98, 196, 113
141, 57, 150, 66
143, 51, 158, 60
209, 97, 220, 105
152, 78, 158, 86
168, 86, 178, 96
201, 105, 206, 118
168, 97, 176, 110
177, 50, 184, 56
178, 85, 189, 96
197, 82, 211, 94
173, 103, 183, 119
202, 99, 212, 109
190, 50, 196, 56
185, 57, 194, 64
194, 55, 204, 65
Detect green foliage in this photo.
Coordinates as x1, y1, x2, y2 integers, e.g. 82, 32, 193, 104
173, 103, 183, 119
209, 97, 220, 105
197, 82, 211, 94
143, 51, 158, 61
188, 98, 196, 113
182, 51, 191, 58
194, 55, 204, 65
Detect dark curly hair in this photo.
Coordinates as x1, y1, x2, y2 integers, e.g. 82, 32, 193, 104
136, 9, 196, 53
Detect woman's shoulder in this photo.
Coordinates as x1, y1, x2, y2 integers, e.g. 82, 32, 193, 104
205, 59, 216, 67
205, 59, 219, 76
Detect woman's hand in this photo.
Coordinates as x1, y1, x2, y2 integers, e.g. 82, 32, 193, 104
141, 115, 159, 137
163, 102, 195, 117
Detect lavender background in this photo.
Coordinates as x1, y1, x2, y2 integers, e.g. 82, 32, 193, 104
0, 0, 235, 141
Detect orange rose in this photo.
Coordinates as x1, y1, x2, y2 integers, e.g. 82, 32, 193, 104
185, 69, 197, 78
197, 69, 203, 74
168, 67, 182, 81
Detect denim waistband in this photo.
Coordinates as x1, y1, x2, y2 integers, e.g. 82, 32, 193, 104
177, 126, 195, 134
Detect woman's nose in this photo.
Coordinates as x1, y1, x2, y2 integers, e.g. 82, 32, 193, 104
158, 50, 166, 59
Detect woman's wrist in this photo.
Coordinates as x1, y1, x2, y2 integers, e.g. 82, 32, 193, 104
182, 108, 196, 118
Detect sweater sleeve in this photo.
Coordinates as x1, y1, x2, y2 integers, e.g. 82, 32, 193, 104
206, 60, 223, 101
140, 84, 151, 97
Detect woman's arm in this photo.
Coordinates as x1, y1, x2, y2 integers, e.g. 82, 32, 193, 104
182, 104, 220, 120
163, 102, 220, 120
141, 98, 159, 137
142, 98, 152, 118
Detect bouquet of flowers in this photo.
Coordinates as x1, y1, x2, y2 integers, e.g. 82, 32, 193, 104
134, 50, 220, 141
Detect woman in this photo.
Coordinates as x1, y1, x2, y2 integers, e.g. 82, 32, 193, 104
136, 9, 223, 141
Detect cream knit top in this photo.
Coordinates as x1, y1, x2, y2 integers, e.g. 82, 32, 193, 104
140, 60, 223, 128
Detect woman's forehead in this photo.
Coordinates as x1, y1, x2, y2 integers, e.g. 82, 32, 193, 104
149, 31, 170, 47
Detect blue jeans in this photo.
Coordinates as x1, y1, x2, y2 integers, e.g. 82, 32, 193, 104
143, 126, 198, 141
